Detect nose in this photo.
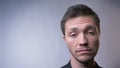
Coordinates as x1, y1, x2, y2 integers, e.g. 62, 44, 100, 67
78, 33, 88, 46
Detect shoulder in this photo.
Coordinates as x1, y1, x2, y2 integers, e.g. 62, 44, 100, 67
61, 61, 71, 68
61, 61, 102, 68
95, 62, 103, 68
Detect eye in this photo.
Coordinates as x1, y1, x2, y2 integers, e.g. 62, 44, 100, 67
70, 33, 77, 37
87, 30, 96, 35
88, 31, 95, 35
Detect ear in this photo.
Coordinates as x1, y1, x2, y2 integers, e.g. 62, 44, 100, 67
63, 35, 66, 41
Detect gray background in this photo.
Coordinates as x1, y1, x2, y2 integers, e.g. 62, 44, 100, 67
0, 0, 120, 68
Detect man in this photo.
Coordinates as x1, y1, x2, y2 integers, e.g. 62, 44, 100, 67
60, 4, 102, 68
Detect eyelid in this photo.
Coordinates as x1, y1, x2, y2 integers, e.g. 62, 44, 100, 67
69, 32, 77, 37
88, 29, 94, 32
69, 32, 76, 35
86, 30, 96, 35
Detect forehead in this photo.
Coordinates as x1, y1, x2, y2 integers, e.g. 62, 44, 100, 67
65, 16, 96, 30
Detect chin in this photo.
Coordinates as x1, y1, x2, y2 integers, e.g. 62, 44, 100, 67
76, 55, 94, 63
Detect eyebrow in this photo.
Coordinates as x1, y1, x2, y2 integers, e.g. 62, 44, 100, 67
69, 27, 79, 32
85, 25, 96, 31
68, 25, 96, 32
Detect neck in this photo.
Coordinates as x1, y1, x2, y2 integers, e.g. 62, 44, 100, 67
70, 55, 96, 68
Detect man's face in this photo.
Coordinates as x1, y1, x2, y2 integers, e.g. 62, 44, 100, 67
64, 16, 100, 63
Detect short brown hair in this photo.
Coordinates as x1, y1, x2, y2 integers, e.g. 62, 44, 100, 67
60, 4, 100, 35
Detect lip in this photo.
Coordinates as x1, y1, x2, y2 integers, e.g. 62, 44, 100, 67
77, 49, 92, 54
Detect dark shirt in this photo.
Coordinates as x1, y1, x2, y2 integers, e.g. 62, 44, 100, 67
61, 61, 102, 68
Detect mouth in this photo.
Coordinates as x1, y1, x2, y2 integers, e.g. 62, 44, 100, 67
76, 49, 92, 54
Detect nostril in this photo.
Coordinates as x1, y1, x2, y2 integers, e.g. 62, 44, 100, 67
80, 42, 88, 46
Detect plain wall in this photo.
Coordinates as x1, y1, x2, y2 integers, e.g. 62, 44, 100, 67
0, 0, 120, 68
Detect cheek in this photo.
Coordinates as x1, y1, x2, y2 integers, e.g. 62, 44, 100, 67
66, 41, 75, 50
88, 37, 99, 50
66, 38, 77, 53
65, 37, 76, 47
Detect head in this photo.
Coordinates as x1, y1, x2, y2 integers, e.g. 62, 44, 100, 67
60, 4, 100, 63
